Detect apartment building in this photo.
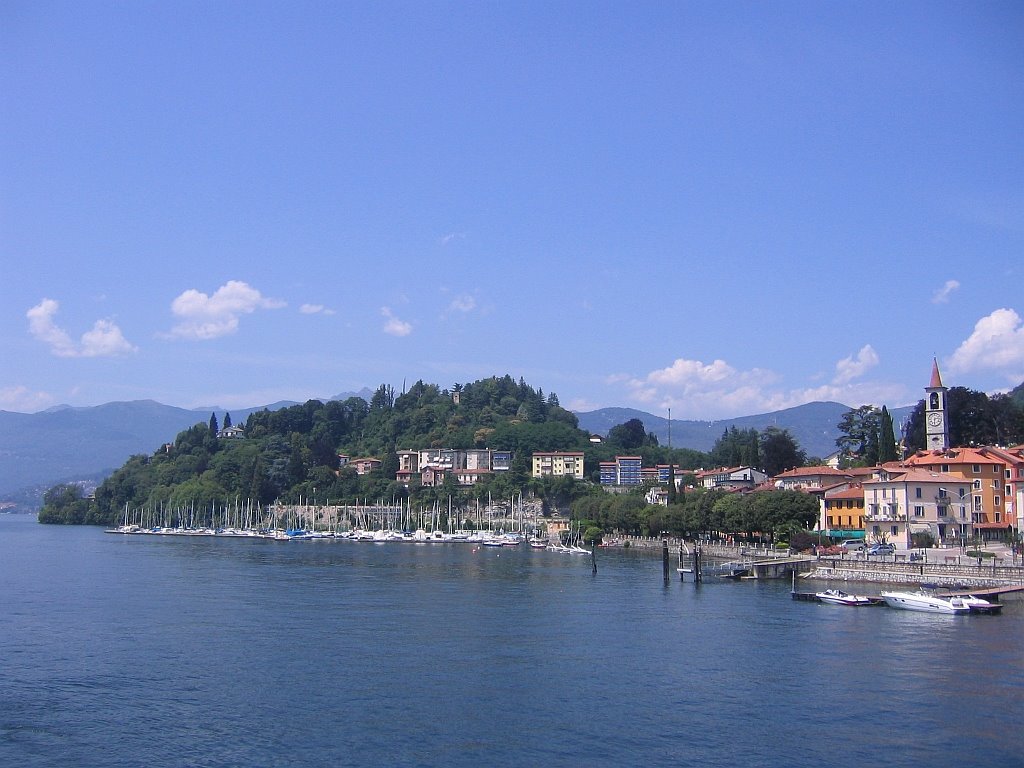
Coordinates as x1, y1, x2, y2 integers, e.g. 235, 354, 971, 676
531, 451, 585, 479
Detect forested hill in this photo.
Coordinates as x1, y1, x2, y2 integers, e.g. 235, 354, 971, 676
39, 377, 612, 525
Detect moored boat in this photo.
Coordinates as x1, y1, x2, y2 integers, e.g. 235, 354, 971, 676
958, 595, 1003, 614
880, 590, 970, 614
815, 588, 875, 606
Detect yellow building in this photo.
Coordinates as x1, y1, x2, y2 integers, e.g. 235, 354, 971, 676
532, 451, 585, 479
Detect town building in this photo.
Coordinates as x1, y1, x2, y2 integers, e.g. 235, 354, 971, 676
695, 466, 768, 491
861, 466, 971, 547
773, 466, 854, 491
599, 456, 643, 486
903, 445, 1020, 541
394, 447, 511, 487
821, 484, 866, 539
531, 451, 585, 479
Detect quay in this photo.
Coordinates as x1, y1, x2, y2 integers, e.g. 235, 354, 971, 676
622, 538, 1024, 590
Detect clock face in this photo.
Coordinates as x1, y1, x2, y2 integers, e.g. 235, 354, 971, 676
928, 412, 943, 427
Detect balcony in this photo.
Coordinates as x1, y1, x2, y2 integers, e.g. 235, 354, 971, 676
864, 506, 905, 523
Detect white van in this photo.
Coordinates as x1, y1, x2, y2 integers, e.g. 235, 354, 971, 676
840, 540, 865, 552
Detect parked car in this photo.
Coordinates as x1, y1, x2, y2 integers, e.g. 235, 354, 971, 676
840, 540, 866, 552
867, 543, 896, 556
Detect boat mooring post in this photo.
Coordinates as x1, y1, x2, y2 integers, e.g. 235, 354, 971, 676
591, 542, 598, 575
693, 543, 702, 584
662, 539, 670, 584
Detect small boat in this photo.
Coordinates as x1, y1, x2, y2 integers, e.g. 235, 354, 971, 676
958, 595, 1003, 615
880, 591, 970, 614
815, 589, 875, 606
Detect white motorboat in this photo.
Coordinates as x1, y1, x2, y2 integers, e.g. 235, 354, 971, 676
815, 589, 875, 606
958, 595, 1003, 614
880, 591, 970, 614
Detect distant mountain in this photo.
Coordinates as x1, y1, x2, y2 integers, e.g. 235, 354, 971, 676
574, 401, 904, 459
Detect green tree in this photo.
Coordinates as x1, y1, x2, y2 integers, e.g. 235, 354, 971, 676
608, 418, 651, 452
836, 405, 881, 466
878, 406, 898, 463
209, 412, 219, 434
759, 427, 806, 476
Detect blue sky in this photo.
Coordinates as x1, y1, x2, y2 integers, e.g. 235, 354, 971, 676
2, 2, 1022, 419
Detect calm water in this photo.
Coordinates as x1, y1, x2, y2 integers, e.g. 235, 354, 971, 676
1, 515, 1021, 768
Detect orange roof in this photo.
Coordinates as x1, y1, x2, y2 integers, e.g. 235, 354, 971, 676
824, 484, 863, 500
774, 466, 851, 478
905, 447, 1004, 466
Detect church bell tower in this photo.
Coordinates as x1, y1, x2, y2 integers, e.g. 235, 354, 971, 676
924, 358, 949, 451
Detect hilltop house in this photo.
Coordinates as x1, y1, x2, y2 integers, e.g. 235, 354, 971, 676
695, 466, 768, 491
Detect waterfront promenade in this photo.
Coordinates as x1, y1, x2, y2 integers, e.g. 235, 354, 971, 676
618, 536, 1024, 589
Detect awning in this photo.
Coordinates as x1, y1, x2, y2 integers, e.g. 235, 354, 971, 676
909, 524, 932, 533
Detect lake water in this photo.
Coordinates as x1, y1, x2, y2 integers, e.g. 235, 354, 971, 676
1, 514, 1021, 767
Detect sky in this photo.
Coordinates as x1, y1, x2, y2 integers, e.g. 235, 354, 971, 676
2, 2, 1022, 419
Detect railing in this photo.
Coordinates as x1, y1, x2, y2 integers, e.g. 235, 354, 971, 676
818, 554, 1024, 585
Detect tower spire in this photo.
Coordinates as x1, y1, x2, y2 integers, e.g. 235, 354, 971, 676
929, 357, 944, 389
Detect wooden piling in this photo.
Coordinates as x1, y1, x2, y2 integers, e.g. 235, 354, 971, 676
662, 539, 670, 584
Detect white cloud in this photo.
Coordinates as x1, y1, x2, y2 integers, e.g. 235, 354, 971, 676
27, 298, 136, 358
948, 308, 1024, 377
381, 307, 412, 337
448, 294, 477, 313
932, 280, 960, 304
300, 304, 335, 315
0, 385, 54, 412
622, 352, 904, 420
440, 232, 467, 245
833, 344, 879, 386
168, 280, 285, 340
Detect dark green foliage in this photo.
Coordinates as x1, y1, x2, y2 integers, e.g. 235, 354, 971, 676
37, 484, 92, 524
836, 405, 881, 466
709, 427, 761, 469
44, 376, 701, 526
759, 427, 806, 476
568, 485, 819, 542
903, 387, 1024, 451
878, 406, 898, 463
607, 418, 655, 452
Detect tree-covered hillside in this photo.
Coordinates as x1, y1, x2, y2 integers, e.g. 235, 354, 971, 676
39, 376, 706, 526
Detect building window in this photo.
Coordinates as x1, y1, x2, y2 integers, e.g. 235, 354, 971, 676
972, 464, 981, 473
891, 526, 898, 537
914, 505, 924, 517
937, 506, 947, 517
995, 496, 1001, 507
973, 480, 982, 490
942, 465, 950, 472
915, 487, 922, 499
